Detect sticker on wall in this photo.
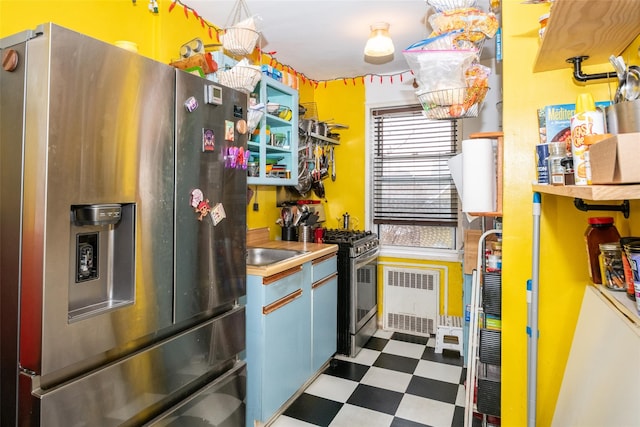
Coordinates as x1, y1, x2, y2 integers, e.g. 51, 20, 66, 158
190, 189, 211, 221
184, 96, 199, 112
211, 203, 226, 225
203, 128, 215, 152
225, 120, 235, 141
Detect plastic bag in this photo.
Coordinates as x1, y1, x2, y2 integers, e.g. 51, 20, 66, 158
403, 49, 478, 92
426, 0, 478, 13
429, 8, 499, 38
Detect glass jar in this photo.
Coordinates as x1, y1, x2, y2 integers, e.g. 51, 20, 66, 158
584, 217, 620, 285
598, 242, 625, 291
547, 141, 566, 186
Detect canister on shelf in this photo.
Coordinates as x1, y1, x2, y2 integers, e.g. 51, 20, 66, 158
620, 237, 640, 301
584, 217, 620, 285
624, 242, 640, 315
598, 242, 625, 291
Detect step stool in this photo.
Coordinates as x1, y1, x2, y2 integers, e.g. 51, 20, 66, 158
435, 315, 463, 355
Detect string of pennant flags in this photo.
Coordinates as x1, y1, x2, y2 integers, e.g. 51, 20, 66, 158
165, 0, 414, 88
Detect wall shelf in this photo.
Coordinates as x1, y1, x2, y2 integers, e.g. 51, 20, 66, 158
532, 184, 640, 201
533, 0, 640, 73
307, 132, 340, 145
596, 284, 640, 327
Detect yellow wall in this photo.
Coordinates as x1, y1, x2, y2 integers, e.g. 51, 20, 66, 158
0, 0, 211, 62
502, 2, 640, 426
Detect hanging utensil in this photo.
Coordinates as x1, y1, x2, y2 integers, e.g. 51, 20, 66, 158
623, 65, 640, 101
312, 179, 325, 199
331, 147, 336, 181
610, 55, 627, 103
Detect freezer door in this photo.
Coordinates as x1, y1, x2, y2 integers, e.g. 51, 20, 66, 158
174, 71, 247, 324
22, 307, 245, 426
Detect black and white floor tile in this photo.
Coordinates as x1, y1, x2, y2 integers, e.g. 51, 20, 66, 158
271, 329, 467, 427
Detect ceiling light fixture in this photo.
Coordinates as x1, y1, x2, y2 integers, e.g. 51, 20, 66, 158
364, 22, 394, 58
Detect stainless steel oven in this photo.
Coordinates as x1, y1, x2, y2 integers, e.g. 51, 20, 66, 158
324, 230, 379, 357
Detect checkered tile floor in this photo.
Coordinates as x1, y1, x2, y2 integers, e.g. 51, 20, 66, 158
270, 329, 466, 427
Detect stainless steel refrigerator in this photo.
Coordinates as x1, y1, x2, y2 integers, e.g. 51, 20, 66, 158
1, 23, 248, 426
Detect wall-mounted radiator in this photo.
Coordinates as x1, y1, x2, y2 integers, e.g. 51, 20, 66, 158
382, 266, 440, 336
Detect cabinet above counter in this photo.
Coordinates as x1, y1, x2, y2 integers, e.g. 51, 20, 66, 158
533, 0, 640, 73
248, 76, 299, 186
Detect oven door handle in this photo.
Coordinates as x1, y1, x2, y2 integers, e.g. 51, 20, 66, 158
354, 248, 379, 267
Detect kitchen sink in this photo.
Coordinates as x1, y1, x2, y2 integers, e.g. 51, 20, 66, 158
246, 247, 308, 266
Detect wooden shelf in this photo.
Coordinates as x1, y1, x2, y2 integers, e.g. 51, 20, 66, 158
307, 132, 340, 145
533, 0, 640, 73
595, 284, 640, 329
532, 184, 640, 201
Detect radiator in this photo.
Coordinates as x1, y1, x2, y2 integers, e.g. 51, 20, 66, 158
383, 266, 439, 336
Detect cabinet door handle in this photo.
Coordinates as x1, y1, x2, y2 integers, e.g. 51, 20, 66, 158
262, 266, 302, 285
262, 289, 303, 315
312, 253, 336, 265
312, 273, 337, 290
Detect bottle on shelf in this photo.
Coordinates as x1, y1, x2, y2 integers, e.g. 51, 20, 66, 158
584, 217, 620, 285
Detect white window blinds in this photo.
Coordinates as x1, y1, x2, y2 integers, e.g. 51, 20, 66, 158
372, 106, 458, 226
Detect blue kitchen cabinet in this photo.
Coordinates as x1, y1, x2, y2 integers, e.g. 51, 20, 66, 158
246, 252, 338, 427
247, 76, 298, 186
246, 264, 311, 426
310, 254, 338, 373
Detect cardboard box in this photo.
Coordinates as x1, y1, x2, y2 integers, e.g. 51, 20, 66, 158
590, 132, 640, 184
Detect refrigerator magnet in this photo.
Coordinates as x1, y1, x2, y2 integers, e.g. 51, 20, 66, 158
225, 120, 234, 141
190, 189, 211, 221
202, 128, 215, 152
227, 146, 238, 168
211, 203, 226, 226
184, 96, 198, 112
236, 119, 248, 135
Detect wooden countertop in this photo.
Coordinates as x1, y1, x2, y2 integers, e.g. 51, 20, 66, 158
246, 228, 338, 277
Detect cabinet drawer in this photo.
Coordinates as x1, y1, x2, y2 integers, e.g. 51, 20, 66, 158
312, 254, 337, 283
262, 266, 304, 305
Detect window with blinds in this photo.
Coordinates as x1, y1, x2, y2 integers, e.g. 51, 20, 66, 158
371, 105, 458, 249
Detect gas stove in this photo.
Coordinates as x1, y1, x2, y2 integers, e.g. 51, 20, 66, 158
323, 229, 379, 258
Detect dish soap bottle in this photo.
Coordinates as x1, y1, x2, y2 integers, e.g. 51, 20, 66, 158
570, 93, 605, 185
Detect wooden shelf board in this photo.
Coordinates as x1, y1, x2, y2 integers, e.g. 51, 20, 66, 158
533, 0, 640, 73
595, 284, 640, 329
532, 184, 640, 201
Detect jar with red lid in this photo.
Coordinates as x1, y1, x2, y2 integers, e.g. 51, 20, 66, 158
584, 217, 620, 285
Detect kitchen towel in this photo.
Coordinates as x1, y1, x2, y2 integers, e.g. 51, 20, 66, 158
461, 138, 496, 213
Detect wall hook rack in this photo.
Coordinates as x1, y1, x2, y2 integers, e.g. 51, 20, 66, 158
574, 198, 630, 218
566, 56, 617, 83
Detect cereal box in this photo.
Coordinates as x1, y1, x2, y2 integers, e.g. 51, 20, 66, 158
539, 102, 611, 154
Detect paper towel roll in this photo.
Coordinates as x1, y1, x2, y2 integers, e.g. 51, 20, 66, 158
462, 138, 496, 213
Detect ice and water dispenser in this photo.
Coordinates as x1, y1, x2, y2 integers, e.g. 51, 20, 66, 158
68, 203, 136, 321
